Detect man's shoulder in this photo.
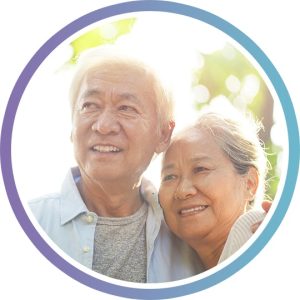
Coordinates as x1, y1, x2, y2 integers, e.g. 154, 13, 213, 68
150, 220, 204, 281
28, 193, 61, 218
29, 193, 61, 206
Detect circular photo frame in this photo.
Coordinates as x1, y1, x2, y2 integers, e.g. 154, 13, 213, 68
1, 1, 299, 299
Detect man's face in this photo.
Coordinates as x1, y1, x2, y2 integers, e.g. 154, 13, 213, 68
71, 63, 169, 184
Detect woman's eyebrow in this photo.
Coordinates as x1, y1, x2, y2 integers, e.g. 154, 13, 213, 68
190, 156, 211, 163
161, 163, 175, 173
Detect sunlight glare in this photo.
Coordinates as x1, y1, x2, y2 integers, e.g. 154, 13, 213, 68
226, 75, 241, 93
241, 74, 260, 101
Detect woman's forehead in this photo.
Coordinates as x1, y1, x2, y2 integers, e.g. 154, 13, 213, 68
165, 128, 218, 158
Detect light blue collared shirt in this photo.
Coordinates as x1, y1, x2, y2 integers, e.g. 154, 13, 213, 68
29, 167, 203, 282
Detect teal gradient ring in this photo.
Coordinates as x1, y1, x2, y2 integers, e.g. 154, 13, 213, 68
1, 1, 299, 299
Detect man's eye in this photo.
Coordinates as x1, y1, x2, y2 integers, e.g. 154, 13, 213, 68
162, 174, 177, 182
118, 105, 137, 113
80, 102, 98, 112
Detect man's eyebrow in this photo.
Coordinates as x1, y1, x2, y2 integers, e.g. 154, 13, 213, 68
80, 90, 140, 103
117, 93, 139, 103
81, 89, 104, 99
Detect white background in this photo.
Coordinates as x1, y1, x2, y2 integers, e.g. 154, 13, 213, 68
0, 0, 299, 299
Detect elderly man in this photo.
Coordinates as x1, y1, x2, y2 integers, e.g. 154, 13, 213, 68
29, 49, 203, 283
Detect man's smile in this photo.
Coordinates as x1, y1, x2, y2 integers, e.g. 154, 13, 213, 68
91, 144, 122, 153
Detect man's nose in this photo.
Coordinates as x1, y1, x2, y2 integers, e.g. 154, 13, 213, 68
175, 178, 197, 200
91, 109, 120, 135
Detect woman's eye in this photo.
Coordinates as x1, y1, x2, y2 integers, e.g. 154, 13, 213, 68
193, 166, 207, 174
162, 174, 177, 182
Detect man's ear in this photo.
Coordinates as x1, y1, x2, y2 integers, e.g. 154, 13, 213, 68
155, 120, 175, 154
244, 167, 259, 201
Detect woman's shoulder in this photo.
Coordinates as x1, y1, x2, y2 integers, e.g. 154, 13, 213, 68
218, 209, 266, 264
232, 209, 266, 232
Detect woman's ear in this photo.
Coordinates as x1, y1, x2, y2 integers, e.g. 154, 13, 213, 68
245, 167, 259, 201
155, 120, 175, 154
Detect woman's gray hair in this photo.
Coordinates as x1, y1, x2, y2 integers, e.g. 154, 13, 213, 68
186, 110, 269, 207
69, 46, 174, 129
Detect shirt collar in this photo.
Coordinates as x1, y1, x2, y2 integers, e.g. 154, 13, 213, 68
140, 177, 164, 221
60, 167, 88, 225
60, 168, 163, 224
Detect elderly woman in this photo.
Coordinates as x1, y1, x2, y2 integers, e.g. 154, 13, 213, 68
159, 110, 269, 269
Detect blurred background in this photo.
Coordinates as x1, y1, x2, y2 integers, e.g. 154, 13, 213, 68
12, 13, 287, 204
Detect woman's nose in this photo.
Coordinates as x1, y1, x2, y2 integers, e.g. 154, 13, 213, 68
91, 109, 120, 135
175, 178, 197, 200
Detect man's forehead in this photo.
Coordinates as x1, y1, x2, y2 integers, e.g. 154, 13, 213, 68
81, 67, 150, 91
86, 61, 147, 76
79, 88, 140, 104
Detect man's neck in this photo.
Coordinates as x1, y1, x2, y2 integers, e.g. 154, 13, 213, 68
77, 175, 143, 217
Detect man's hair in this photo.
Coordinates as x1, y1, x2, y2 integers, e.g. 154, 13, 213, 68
69, 46, 174, 129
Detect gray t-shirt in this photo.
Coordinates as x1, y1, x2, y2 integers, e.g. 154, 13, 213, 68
92, 202, 148, 283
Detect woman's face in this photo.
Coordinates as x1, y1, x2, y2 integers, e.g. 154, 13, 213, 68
159, 128, 250, 243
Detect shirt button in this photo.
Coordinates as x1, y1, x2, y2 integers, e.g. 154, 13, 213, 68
83, 246, 90, 253
86, 214, 94, 223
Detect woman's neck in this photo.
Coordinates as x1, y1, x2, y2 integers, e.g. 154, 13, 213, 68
188, 231, 229, 270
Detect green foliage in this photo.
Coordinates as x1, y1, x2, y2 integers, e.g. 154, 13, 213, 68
193, 44, 280, 201
265, 141, 281, 201
69, 18, 136, 64
67, 20, 280, 202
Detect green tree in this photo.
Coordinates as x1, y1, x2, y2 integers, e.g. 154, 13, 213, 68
69, 18, 136, 64
193, 44, 280, 201
67, 22, 280, 201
